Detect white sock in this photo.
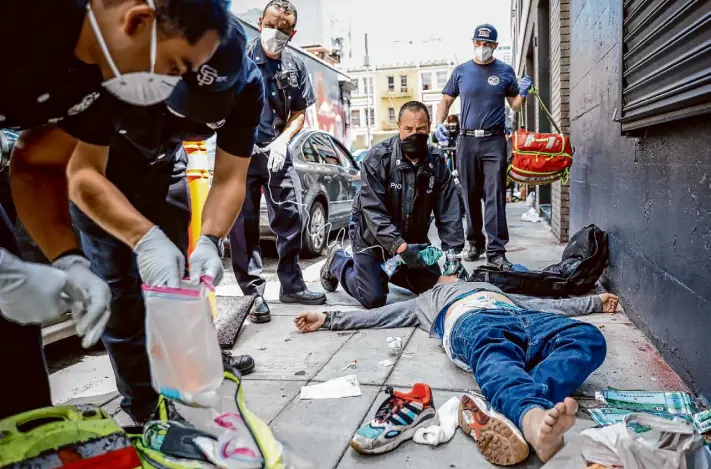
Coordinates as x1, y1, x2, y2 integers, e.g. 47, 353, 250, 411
414, 397, 460, 446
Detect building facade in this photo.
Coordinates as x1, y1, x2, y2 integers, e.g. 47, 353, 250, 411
347, 60, 460, 150
514, 0, 711, 401
512, 0, 571, 242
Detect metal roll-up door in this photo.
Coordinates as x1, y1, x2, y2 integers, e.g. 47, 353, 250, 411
619, 0, 711, 131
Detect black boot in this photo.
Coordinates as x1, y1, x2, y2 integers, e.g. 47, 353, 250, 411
222, 351, 256, 376
249, 296, 271, 323
465, 245, 486, 261
488, 255, 514, 271
279, 289, 327, 305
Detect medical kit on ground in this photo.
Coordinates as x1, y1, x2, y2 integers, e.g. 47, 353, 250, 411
143, 279, 223, 409
509, 85, 574, 185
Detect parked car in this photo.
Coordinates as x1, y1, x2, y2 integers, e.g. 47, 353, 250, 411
259, 129, 361, 256
352, 149, 368, 168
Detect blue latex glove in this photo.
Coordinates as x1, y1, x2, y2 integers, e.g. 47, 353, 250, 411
518, 75, 533, 97
434, 123, 450, 145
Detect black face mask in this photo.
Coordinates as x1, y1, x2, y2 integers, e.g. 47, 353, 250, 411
400, 133, 430, 157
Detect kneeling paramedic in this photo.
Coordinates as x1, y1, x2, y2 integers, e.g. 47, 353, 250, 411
229, 0, 326, 324
69, 21, 264, 424
320, 101, 465, 309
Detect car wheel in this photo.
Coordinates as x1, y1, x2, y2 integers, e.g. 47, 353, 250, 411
303, 200, 327, 257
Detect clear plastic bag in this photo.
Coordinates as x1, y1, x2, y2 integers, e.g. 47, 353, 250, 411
144, 280, 223, 408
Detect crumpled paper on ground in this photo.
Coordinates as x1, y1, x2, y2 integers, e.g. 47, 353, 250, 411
580, 413, 711, 469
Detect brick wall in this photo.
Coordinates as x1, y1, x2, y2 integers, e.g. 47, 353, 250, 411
549, 0, 571, 242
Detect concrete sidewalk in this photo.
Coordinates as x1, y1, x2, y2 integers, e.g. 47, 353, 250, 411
51, 202, 690, 468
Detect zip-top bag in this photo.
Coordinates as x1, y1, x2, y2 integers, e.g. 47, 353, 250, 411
509, 86, 574, 185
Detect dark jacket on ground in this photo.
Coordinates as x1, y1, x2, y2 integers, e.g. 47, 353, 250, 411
352, 135, 465, 254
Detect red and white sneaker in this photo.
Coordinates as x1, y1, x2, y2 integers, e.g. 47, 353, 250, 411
458, 392, 529, 465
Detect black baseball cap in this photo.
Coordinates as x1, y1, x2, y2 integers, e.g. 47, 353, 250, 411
473, 24, 498, 43
166, 16, 247, 124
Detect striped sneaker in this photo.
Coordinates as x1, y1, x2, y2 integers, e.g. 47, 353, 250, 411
458, 392, 529, 466
350, 384, 439, 455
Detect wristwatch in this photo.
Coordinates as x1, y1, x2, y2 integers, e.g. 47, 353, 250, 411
205, 234, 225, 258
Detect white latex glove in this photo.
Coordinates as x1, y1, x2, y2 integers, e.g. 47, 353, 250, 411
53, 254, 111, 349
134, 226, 186, 288
0, 248, 85, 325
189, 235, 224, 286
266, 137, 288, 173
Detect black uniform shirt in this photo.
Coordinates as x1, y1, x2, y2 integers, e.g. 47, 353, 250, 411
246, 38, 315, 145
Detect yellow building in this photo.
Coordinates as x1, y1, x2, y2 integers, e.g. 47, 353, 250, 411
347, 59, 461, 150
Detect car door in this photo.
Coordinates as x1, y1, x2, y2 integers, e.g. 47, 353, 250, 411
328, 136, 361, 220
308, 133, 346, 220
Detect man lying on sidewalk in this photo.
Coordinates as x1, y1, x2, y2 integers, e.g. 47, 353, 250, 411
294, 278, 618, 465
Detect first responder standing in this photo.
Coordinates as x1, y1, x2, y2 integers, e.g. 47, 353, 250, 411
435, 24, 532, 271
229, 0, 326, 324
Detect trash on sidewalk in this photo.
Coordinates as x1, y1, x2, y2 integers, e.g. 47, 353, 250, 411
387, 336, 403, 355
414, 396, 460, 447
300, 375, 362, 400
580, 413, 711, 469
521, 207, 543, 223
378, 359, 395, 368
341, 360, 358, 371
694, 409, 711, 433
595, 390, 696, 418
526, 191, 536, 207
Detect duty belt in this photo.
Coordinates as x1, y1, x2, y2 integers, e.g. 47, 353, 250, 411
462, 128, 504, 137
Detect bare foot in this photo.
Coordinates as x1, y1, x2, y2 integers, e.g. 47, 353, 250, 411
599, 293, 619, 313
294, 312, 327, 333
521, 397, 578, 463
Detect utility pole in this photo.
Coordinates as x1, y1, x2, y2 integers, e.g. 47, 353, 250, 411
364, 33, 372, 148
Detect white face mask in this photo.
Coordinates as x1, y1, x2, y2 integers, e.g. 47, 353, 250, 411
86, 0, 181, 106
260, 28, 290, 56
475, 46, 494, 62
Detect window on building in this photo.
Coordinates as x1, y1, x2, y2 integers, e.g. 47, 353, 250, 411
365, 77, 374, 95
619, 1, 711, 131
388, 107, 396, 124
421, 73, 432, 91
387, 76, 394, 91
355, 78, 362, 95
366, 108, 375, 126
400, 75, 408, 92
426, 104, 434, 121
436, 71, 448, 89
351, 109, 361, 127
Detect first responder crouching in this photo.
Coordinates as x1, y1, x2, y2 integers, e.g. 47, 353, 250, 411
320, 101, 465, 309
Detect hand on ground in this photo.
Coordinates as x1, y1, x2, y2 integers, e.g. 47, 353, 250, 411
294, 312, 327, 333
599, 293, 619, 313
522, 397, 578, 463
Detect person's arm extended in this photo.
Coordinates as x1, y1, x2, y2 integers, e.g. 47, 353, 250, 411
508, 294, 603, 316
281, 110, 306, 143
436, 94, 456, 125
200, 147, 250, 238
10, 126, 81, 260
433, 164, 465, 252
66, 141, 153, 247
327, 298, 421, 330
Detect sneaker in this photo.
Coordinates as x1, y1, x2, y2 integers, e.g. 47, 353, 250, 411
350, 384, 439, 455
465, 245, 486, 261
320, 243, 341, 292
458, 392, 529, 466
488, 255, 514, 271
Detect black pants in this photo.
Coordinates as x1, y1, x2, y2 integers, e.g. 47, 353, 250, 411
457, 135, 509, 259
0, 204, 52, 420
229, 149, 306, 295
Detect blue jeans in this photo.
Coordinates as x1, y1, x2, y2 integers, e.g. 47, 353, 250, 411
329, 247, 441, 309
71, 191, 190, 421
448, 308, 606, 429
